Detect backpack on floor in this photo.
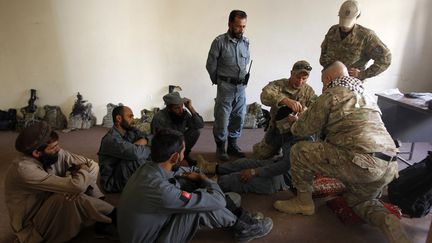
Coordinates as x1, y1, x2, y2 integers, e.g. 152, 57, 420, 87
0, 109, 17, 130
388, 151, 432, 218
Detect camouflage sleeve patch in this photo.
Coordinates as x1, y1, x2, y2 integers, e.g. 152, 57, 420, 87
371, 45, 384, 56
179, 191, 192, 203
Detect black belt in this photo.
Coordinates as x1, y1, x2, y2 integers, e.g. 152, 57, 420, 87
219, 76, 245, 85
371, 152, 397, 162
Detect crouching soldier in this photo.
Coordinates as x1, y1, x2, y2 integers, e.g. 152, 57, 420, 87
5, 121, 116, 242
118, 131, 273, 243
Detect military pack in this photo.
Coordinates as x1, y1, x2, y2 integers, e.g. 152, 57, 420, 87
388, 151, 432, 218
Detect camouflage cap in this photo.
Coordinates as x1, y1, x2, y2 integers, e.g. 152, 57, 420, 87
292, 60, 312, 75
338, 0, 360, 28
163, 92, 187, 106
15, 121, 52, 154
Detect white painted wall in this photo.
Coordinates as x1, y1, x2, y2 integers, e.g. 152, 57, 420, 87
0, 0, 431, 122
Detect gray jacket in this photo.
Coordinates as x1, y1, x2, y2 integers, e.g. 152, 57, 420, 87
98, 127, 151, 192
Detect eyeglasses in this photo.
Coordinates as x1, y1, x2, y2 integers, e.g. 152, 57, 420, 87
293, 63, 312, 71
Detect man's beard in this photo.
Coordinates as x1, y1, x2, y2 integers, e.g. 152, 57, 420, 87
229, 30, 243, 39
169, 111, 186, 125
120, 119, 133, 131
39, 152, 59, 170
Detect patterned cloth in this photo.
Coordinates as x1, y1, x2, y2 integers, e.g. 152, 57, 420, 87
327, 76, 364, 95
312, 173, 346, 198
327, 196, 402, 225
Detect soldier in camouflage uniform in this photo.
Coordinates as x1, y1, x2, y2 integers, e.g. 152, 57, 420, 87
253, 60, 317, 160
320, 0, 391, 81
273, 61, 409, 243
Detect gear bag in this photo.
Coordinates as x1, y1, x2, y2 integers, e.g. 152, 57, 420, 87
388, 151, 432, 218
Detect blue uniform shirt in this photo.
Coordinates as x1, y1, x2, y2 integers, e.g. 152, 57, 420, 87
118, 162, 227, 243
206, 32, 250, 84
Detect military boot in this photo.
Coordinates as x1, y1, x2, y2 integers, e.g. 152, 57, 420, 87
273, 191, 315, 215
196, 154, 217, 174
216, 141, 229, 161
227, 137, 246, 158
369, 212, 410, 243
233, 214, 273, 242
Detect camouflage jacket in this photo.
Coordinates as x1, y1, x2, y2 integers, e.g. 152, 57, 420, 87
260, 78, 317, 129
291, 80, 397, 154
320, 24, 391, 80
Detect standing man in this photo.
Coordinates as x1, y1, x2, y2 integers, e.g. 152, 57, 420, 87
206, 10, 250, 161
98, 105, 151, 193
320, 0, 391, 80
5, 122, 116, 242
151, 92, 204, 166
273, 61, 409, 243
253, 60, 317, 160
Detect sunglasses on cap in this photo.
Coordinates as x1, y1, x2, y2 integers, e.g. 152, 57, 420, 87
293, 63, 312, 71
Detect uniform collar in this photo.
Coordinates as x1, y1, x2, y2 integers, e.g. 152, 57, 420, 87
151, 162, 175, 179
337, 24, 359, 41
282, 78, 300, 95
112, 126, 127, 138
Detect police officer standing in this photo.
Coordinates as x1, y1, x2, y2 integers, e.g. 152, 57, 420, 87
320, 0, 391, 80
206, 10, 250, 161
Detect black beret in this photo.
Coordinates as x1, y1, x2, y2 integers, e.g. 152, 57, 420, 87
15, 121, 52, 154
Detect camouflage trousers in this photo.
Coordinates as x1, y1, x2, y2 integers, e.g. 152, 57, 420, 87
291, 141, 398, 224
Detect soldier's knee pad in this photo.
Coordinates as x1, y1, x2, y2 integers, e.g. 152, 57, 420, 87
252, 141, 276, 159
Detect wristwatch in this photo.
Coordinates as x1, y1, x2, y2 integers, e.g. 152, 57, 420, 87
250, 169, 256, 176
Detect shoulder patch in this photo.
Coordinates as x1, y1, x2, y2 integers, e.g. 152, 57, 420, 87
179, 191, 192, 203
371, 46, 384, 56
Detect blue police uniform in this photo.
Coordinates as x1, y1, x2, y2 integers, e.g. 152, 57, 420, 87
98, 127, 151, 192
117, 163, 237, 243
206, 32, 250, 144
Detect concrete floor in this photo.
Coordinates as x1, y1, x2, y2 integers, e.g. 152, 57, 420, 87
0, 125, 430, 243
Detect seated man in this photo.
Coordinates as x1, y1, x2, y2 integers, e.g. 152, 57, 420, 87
273, 61, 409, 243
98, 105, 151, 193
118, 132, 273, 243
151, 92, 204, 165
5, 122, 116, 243
253, 60, 317, 160
196, 153, 294, 194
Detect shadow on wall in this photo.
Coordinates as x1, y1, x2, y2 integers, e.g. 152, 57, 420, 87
398, 0, 432, 92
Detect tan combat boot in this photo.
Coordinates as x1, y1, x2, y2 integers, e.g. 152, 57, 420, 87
196, 154, 217, 174
273, 191, 315, 215
373, 213, 411, 243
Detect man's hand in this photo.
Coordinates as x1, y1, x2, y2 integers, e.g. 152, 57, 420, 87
281, 98, 303, 113
287, 114, 298, 125
240, 169, 254, 183
348, 68, 360, 77
181, 172, 208, 181
184, 98, 192, 108
184, 98, 197, 114
134, 138, 148, 145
